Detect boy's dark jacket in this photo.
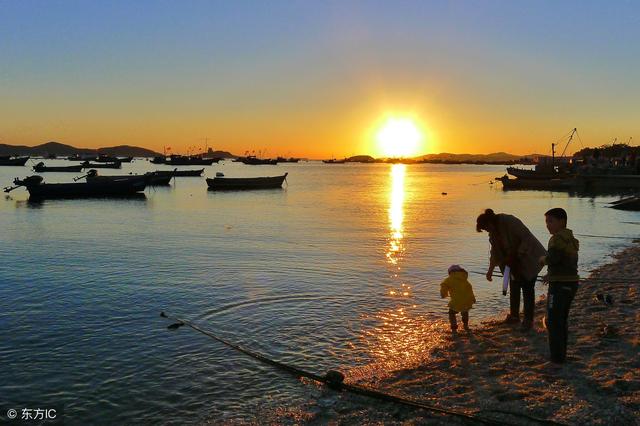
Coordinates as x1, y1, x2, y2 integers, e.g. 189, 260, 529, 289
544, 228, 579, 281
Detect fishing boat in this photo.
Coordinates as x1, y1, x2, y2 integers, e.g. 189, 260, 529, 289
276, 157, 300, 163
496, 175, 577, 191
67, 154, 97, 162
506, 129, 577, 180
166, 155, 218, 166
95, 155, 133, 163
238, 156, 278, 165
0, 156, 30, 166
81, 161, 122, 169
33, 162, 84, 173
153, 168, 204, 177
609, 196, 640, 211
206, 173, 288, 190
82, 170, 172, 186
323, 158, 346, 164
4, 175, 147, 198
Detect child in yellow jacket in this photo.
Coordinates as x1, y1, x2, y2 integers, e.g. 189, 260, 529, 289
440, 265, 476, 332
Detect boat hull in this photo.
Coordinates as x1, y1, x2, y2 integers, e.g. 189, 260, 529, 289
87, 173, 171, 186
0, 157, 30, 166
206, 173, 287, 190
34, 165, 84, 172
25, 180, 147, 199
167, 157, 218, 166
81, 162, 122, 169
153, 168, 204, 177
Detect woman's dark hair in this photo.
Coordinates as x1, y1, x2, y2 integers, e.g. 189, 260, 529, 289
545, 208, 567, 223
476, 208, 497, 232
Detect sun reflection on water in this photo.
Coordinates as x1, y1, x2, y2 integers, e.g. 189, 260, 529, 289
348, 164, 447, 381
386, 164, 406, 267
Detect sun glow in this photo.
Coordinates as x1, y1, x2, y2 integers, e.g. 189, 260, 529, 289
376, 118, 423, 158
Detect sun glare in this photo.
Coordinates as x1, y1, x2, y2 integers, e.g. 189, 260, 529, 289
376, 118, 423, 158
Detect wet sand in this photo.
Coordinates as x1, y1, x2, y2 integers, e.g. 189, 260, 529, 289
270, 243, 640, 425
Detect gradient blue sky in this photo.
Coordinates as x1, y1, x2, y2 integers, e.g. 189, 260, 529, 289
1, 1, 639, 157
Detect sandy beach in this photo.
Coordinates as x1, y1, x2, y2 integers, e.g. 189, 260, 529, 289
268, 243, 640, 425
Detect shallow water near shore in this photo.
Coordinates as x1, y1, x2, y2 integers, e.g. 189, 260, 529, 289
1, 160, 638, 423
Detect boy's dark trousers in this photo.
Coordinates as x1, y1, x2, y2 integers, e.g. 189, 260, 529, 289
448, 309, 469, 330
547, 281, 578, 363
509, 277, 536, 324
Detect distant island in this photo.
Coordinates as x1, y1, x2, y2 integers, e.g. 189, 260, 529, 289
341, 152, 538, 165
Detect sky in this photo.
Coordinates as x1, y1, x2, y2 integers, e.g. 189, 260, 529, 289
1, 1, 640, 158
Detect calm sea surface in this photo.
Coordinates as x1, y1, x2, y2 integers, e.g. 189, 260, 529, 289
1, 160, 638, 424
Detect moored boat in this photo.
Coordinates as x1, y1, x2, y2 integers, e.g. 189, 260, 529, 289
238, 156, 278, 165
68, 154, 97, 162
0, 156, 30, 166
276, 157, 300, 163
95, 155, 134, 163
4, 175, 146, 198
609, 196, 640, 211
206, 173, 288, 190
82, 170, 172, 186
166, 155, 218, 166
153, 168, 204, 177
33, 162, 84, 173
81, 161, 122, 169
323, 158, 346, 164
496, 175, 577, 191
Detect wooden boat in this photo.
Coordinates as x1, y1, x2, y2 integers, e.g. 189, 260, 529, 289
323, 159, 346, 164
239, 156, 278, 165
153, 168, 204, 177
276, 157, 300, 163
496, 175, 577, 191
68, 154, 97, 162
4, 175, 146, 198
0, 156, 29, 166
166, 155, 218, 166
83, 170, 172, 186
33, 162, 84, 173
81, 161, 121, 169
206, 173, 288, 190
610, 196, 640, 211
95, 155, 133, 163
506, 167, 572, 180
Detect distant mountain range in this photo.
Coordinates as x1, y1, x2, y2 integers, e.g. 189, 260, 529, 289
416, 152, 539, 162
0, 141, 543, 163
0, 141, 162, 157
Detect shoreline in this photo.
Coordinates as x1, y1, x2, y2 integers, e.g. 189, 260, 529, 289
271, 243, 640, 425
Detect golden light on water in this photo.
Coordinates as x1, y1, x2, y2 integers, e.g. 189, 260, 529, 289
386, 164, 406, 267
348, 163, 449, 381
376, 118, 423, 158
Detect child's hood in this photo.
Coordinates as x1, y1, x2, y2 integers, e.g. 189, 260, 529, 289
449, 270, 469, 280
553, 228, 580, 252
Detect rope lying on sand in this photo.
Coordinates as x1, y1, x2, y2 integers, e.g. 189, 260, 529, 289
160, 311, 566, 426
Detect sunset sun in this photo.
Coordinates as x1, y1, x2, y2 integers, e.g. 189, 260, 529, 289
376, 118, 423, 158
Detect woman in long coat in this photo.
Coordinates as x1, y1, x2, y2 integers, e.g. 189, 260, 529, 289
476, 209, 546, 331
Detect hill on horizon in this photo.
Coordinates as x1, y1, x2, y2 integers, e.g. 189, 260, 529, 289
0, 141, 162, 157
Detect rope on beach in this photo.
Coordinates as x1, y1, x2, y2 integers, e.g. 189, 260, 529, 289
574, 233, 639, 240
160, 312, 511, 425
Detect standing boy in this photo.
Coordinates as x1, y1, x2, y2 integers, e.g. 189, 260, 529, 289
540, 208, 580, 364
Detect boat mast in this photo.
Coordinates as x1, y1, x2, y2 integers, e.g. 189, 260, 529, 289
559, 128, 577, 159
